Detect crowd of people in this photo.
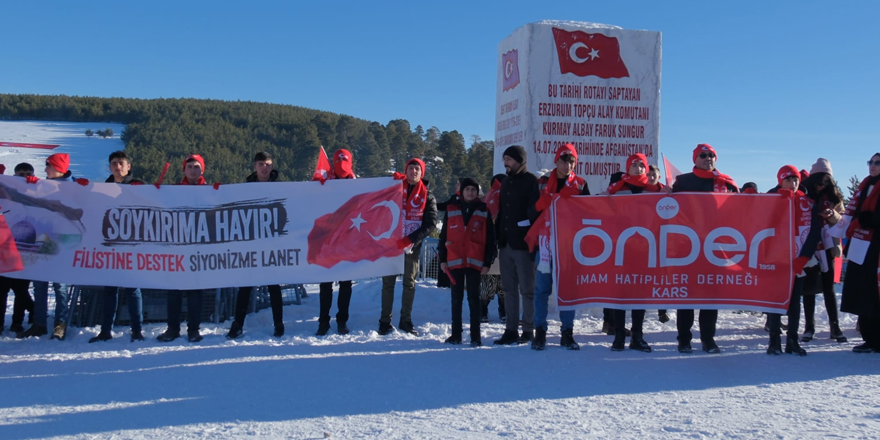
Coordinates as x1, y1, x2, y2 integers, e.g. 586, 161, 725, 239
1, 143, 879, 356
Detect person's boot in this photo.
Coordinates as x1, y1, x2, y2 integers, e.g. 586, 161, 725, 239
88, 331, 113, 343
17, 325, 48, 339
51, 323, 67, 341
377, 321, 395, 335
130, 330, 145, 342
702, 338, 721, 354
829, 322, 847, 343
226, 321, 244, 339
611, 335, 625, 351
801, 318, 815, 342
187, 331, 203, 343
315, 322, 331, 336
560, 328, 580, 350
336, 322, 349, 335
398, 320, 419, 336
531, 327, 546, 351
156, 329, 180, 342
9, 323, 24, 333
493, 330, 519, 345
274, 323, 285, 337
658, 310, 670, 323
517, 330, 533, 344
852, 342, 876, 353
444, 331, 463, 345
677, 336, 693, 354
767, 333, 782, 355
629, 337, 652, 353
785, 336, 807, 356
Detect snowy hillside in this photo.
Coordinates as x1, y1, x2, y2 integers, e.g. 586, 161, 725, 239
0, 121, 126, 180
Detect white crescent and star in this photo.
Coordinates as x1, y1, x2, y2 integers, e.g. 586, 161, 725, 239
348, 200, 400, 241
505, 60, 513, 78
568, 42, 599, 64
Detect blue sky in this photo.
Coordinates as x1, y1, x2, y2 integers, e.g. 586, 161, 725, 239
1, 1, 877, 191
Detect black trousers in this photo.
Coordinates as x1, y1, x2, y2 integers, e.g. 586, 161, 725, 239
450, 268, 482, 338
676, 309, 718, 344
319, 281, 352, 325
613, 309, 646, 339
769, 277, 804, 340
0, 276, 32, 328
235, 285, 283, 326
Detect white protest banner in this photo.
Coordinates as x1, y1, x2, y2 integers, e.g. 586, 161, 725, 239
0, 175, 405, 288
495, 20, 661, 191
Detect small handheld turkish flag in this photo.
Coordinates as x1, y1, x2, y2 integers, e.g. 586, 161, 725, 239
307, 183, 404, 268
0, 214, 24, 274
312, 146, 332, 183
662, 153, 683, 187
552, 27, 629, 79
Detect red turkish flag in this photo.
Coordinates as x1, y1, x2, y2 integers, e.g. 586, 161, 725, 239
662, 153, 683, 187
0, 213, 23, 274
312, 146, 332, 183
552, 28, 629, 79
307, 183, 404, 268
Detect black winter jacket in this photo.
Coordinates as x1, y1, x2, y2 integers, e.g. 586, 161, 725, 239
496, 166, 539, 250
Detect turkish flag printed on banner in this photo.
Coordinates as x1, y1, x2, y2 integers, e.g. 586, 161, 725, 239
307, 183, 404, 268
552, 193, 793, 312
552, 28, 629, 79
502, 49, 520, 91
0, 213, 24, 274
312, 146, 332, 183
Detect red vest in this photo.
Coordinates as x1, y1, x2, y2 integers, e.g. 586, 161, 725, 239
445, 203, 489, 270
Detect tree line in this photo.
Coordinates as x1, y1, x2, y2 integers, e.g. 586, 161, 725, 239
0, 94, 495, 201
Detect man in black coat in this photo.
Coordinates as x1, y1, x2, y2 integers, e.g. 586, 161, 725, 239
671, 143, 738, 354
227, 151, 285, 339
493, 145, 540, 345
91, 151, 146, 343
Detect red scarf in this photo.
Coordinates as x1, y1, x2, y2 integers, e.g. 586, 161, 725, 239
180, 176, 207, 185
403, 180, 428, 235
535, 171, 582, 212
606, 173, 650, 194
692, 167, 737, 193
845, 176, 880, 241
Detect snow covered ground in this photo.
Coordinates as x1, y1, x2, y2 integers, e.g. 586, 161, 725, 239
0, 121, 126, 180
1, 280, 879, 440
1, 120, 879, 439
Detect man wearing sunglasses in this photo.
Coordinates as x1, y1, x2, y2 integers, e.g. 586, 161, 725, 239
670, 144, 739, 354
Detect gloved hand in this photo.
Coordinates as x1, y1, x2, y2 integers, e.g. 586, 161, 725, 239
26, 175, 39, 184
130, 181, 144, 186
213, 182, 221, 190
778, 189, 794, 199
396, 237, 412, 250
75, 178, 89, 186
0, 164, 5, 175
392, 172, 406, 181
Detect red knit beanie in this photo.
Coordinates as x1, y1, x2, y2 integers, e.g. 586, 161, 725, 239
777, 165, 799, 186
406, 158, 425, 175
46, 153, 70, 174
554, 143, 577, 163
626, 153, 648, 175
183, 154, 205, 173
692, 144, 717, 163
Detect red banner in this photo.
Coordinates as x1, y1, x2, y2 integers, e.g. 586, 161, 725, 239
552, 193, 793, 313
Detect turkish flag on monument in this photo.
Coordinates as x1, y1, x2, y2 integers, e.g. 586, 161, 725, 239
552, 28, 629, 79
307, 183, 404, 268
0, 213, 24, 274
312, 146, 332, 183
